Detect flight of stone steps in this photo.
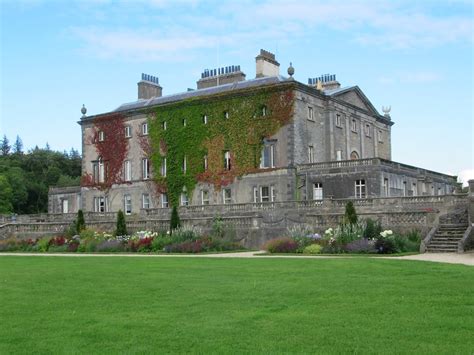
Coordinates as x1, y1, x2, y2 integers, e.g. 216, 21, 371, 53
426, 224, 467, 253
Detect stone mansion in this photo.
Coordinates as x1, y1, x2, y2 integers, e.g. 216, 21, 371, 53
48, 49, 457, 215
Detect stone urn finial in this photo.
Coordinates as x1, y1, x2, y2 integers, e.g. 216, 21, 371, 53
287, 62, 294, 78
81, 104, 87, 118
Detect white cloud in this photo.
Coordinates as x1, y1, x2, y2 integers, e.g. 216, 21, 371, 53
69, 0, 473, 62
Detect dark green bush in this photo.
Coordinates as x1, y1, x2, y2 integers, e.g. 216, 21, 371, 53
170, 206, 181, 234
344, 201, 358, 226
76, 209, 86, 233
115, 210, 128, 236
363, 218, 382, 239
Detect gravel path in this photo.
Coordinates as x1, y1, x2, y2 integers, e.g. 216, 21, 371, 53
1, 251, 472, 265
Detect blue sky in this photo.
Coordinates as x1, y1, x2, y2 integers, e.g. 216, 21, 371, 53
1, 0, 473, 182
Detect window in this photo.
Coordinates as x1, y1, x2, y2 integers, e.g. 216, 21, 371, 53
224, 151, 231, 170
260, 143, 275, 168
124, 194, 132, 215
383, 178, 389, 196
142, 194, 150, 209
335, 114, 342, 127
204, 155, 208, 170
201, 190, 209, 205
262, 105, 267, 116
224, 111, 229, 119
355, 179, 366, 198
182, 118, 187, 127
62, 199, 69, 214
336, 150, 342, 161
350, 151, 359, 160
142, 158, 150, 179
93, 196, 108, 212
161, 157, 167, 177
180, 193, 189, 206
97, 130, 105, 142
162, 121, 167, 130
261, 186, 270, 202
125, 125, 132, 138
223, 189, 232, 204
124, 160, 132, 181
182, 156, 187, 173
308, 145, 315, 163
313, 182, 323, 200
378, 130, 383, 143
365, 124, 371, 137
403, 182, 407, 197
351, 119, 357, 133
142, 122, 148, 135
254, 186, 275, 202
93, 157, 105, 183
203, 115, 208, 124
308, 106, 314, 121
412, 183, 417, 196
160, 194, 168, 208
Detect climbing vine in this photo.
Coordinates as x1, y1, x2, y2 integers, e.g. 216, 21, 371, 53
81, 113, 129, 191
148, 84, 295, 207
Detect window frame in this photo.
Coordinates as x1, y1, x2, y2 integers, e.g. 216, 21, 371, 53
124, 194, 132, 215
335, 113, 342, 128
355, 179, 366, 198
142, 193, 150, 209
308, 106, 314, 121
260, 143, 275, 169
124, 125, 132, 138
222, 188, 232, 204
308, 145, 315, 163
313, 182, 323, 200
161, 194, 169, 208
351, 119, 358, 133
142, 158, 150, 180
224, 151, 231, 171
124, 160, 132, 182
201, 190, 210, 205
161, 157, 167, 177
141, 122, 148, 135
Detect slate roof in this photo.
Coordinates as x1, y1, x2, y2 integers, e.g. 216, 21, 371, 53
114, 75, 290, 113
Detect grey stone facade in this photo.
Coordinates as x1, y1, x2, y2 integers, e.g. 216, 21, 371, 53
48, 49, 457, 216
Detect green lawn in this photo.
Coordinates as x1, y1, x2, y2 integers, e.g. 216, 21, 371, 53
0, 256, 472, 354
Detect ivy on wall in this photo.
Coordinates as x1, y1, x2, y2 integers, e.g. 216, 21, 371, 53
81, 113, 129, 191
148, 85, 295, 207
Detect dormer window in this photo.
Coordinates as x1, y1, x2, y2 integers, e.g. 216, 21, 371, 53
125, 125, 132, 138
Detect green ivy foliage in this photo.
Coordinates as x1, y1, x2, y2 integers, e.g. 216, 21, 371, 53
148, 84, 295, 207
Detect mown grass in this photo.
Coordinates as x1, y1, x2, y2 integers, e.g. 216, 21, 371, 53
0, 256, 472, 354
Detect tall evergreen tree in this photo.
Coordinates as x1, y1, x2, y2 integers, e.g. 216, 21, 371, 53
170, 206, 181, 234
115, 210, 128, 236
13, 135, 23, 154
1, 135, 10, 155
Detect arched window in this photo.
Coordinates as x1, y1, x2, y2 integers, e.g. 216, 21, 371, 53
350, 151, 359, 160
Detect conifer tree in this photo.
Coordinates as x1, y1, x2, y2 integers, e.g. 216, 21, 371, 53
115, 210, 128, 236
76, 209, 86, 233
170, 206, 181, 234
1, 135, 10, 155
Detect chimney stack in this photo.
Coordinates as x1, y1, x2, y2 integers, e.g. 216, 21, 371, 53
255, 49, 280, 78
138, 73, 162, 100
196, 65, 246, 89
308, 74, 341, 91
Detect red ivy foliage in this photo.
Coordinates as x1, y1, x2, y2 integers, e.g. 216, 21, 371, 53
81, 113, 129, 191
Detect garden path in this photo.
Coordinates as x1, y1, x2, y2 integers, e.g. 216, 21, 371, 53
0, 251, 472, 266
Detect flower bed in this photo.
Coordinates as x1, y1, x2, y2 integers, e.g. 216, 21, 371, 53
263, 220, 421, 255
0, 226, 242, 254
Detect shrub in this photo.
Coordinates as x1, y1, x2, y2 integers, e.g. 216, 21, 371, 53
96, 240, 124, 253
375, 236, 398, 254
79, 228, 96, 240
363, 218, 382, 240
344, 201, 358, 225
64, 221, 78, 238
263, 237, 298, 253
115, 210, 127, 236
151, 235, 173, 252
170, 206, 181, 233
37, 237, 51, 252
172, 225, 201, 243
0, 238, 18, 251
48, 244, 68, 252
303, 244, 322, 254
50, 236, 66, 247
345, 238, 376, 253
76, 209, 86, 233
136, 237, 153, 252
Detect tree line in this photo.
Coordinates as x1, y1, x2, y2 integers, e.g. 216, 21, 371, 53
0, 135, 82, 214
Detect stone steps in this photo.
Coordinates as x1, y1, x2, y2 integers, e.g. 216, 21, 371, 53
426, 223, 467, 253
